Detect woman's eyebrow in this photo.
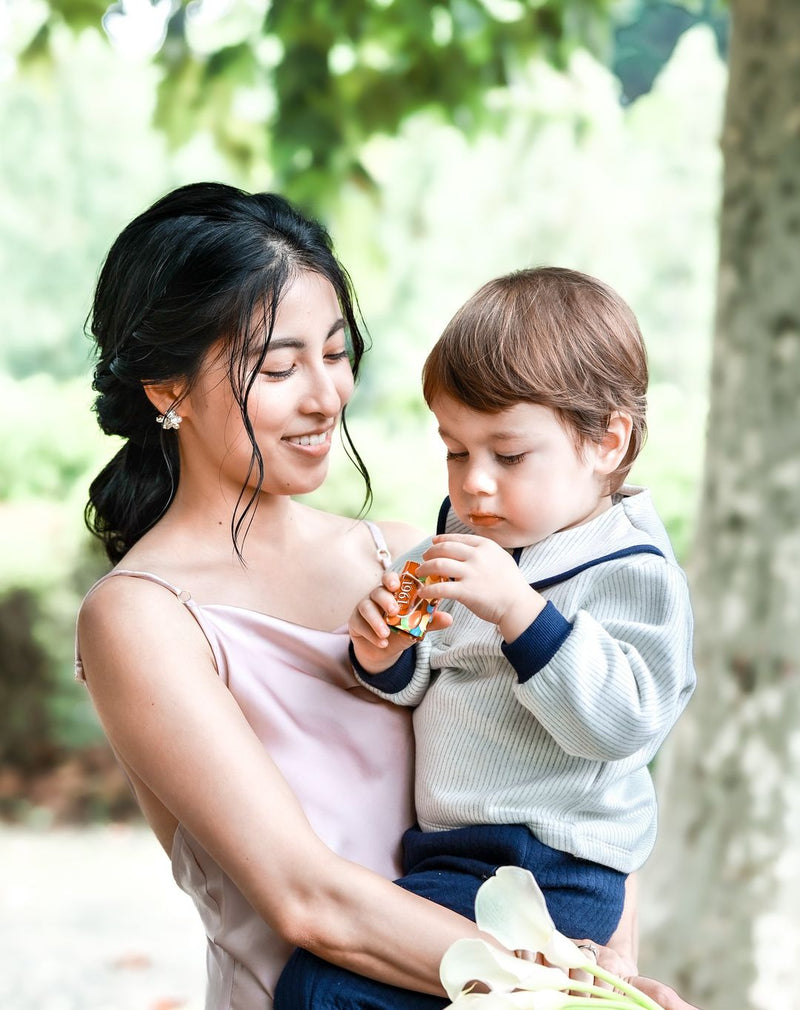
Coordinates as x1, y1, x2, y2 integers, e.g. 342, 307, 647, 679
266, 337, 305, 351
265, 319, 345, 352
327, 318, 346, 339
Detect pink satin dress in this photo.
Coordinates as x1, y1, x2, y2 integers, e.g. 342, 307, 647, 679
75, 522, 415, 1010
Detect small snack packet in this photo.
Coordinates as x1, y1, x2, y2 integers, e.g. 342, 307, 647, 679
385, 560, 446, 640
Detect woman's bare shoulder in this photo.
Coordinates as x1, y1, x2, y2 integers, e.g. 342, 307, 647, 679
77, 570, 211, 678
79, 568, 175, 623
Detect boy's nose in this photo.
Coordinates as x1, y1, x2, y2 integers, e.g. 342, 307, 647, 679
462, 464, 496, 496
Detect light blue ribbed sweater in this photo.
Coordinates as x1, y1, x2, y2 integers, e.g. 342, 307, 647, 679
356, 486, 696, 873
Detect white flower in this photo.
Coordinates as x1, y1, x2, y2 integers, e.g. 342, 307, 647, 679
440, 866, 665, 1010
474, 866, 589, 971
447, 991, 573, 1009
440, 937, 571, 1001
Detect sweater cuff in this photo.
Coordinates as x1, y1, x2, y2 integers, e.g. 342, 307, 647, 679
349, 640, 417, 694
501, 601, 573, 683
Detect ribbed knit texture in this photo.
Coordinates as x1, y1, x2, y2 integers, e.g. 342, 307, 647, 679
356, 487, 696, 873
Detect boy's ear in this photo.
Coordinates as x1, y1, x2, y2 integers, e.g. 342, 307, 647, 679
142, 380, 187, 418
594, 411, 633, 474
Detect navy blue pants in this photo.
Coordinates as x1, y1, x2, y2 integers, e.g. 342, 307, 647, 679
274, 824, 626, 1010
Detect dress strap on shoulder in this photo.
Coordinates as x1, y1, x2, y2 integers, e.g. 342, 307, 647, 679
362, 520, 392, 570
74, 569, 193, 683
83, 569, 192, 602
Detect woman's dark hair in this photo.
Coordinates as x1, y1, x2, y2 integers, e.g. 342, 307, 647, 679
85, 182, 371, 563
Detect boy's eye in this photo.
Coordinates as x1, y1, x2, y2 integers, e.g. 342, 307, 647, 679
496, 452, 526, 465
445, 450, 468, 462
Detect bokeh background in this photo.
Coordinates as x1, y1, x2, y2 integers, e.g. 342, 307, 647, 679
1, 2, 797, 1009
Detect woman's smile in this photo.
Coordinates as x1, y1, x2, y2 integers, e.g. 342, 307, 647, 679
283, 427, 334, 455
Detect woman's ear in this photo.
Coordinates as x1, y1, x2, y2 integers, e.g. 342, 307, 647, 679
142, 381, 187, 418
595, 411, 633, 475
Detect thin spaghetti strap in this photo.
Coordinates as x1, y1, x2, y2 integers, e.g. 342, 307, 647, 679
80, 569, 192, 606
74, 569, 193, 682
363, 520, 392, 570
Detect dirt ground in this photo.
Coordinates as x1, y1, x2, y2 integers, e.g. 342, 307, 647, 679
0, 823, 206, 1010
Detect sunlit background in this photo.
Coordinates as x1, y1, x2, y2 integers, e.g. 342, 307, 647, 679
0, 1, 728, 1007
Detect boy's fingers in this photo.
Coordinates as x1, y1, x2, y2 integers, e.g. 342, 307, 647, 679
427, 611, 453, 632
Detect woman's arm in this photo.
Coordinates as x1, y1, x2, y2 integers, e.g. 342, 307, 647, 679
78, 575, 478, 995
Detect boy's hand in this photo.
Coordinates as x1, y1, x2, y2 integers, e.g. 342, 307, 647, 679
417, 534, 546, 643
348, 569, 451, 674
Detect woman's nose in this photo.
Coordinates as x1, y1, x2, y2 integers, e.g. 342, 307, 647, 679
301, 366, 343, 416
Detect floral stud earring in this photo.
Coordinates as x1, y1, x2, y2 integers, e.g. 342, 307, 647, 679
156, 408, 182, 430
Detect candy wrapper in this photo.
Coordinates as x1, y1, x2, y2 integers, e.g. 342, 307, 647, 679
385, 560, 446, 640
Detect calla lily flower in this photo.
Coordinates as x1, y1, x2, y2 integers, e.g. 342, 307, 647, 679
447, 991, 577, 1009
475, 866, 589, 971
441, 937, 572, 1000
441, 866, 666, 1010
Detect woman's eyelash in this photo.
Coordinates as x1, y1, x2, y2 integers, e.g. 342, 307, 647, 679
263, 365, 296, 379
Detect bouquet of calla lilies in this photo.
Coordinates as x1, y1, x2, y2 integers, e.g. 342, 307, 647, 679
440, 866, 664, 1010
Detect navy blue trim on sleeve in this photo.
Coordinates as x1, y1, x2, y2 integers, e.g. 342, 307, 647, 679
348, 640, 418, 694
436, 496, 452, 535
501, 601, 573, 683
530, 545, 665, 591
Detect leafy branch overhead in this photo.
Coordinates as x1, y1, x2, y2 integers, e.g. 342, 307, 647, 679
25, 0, 727, 206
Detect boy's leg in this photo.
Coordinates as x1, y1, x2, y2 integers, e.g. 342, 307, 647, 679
274, 945, 448, 1010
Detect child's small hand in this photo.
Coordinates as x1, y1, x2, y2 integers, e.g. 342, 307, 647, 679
348, 570, 415, 673
417, 534, 546, 642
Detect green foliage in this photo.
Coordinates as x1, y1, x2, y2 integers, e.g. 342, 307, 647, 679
0, 20, 246, 380
262, 0, 615, 203
22, 0, 730, 213
26, 0, 619, 207
0, 374, 109, 503
613, 0, 728, 103
0, 588, 54, 769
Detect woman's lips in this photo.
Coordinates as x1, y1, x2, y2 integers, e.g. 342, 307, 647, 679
283, 428, 333, 457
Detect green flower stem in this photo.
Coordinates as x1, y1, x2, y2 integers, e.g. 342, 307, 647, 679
557, 999, 648, 1010
558, 978, 642, 1001
588, 967, 665, 1010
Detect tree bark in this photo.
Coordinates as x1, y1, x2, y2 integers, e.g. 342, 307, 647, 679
641, 2, 800, 1007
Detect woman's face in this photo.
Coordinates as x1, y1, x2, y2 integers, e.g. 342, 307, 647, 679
181, 270, 355, 499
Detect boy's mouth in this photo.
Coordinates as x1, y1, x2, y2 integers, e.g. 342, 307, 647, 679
468, 512, 503, 528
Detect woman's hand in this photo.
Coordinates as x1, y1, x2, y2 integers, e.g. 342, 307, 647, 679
570, 939, 636, 991
627, 975, 701, 1010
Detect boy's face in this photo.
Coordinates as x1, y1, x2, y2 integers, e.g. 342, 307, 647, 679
432, 394, 613, 550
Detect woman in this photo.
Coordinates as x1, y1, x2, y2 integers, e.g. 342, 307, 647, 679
76, 182, 696, 1009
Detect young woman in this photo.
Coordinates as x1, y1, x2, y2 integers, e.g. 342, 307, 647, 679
76, 182, 696, 1010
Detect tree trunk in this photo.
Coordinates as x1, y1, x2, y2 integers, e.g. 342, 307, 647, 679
640, 2, 800, 1006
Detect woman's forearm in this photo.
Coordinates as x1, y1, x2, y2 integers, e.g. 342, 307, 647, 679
271, 852, 478, 994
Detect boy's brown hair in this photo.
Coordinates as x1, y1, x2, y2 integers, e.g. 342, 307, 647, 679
422, 266, 648, 491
